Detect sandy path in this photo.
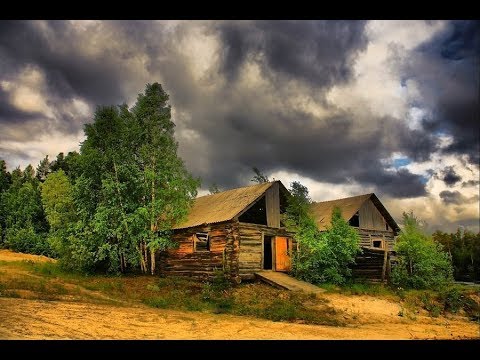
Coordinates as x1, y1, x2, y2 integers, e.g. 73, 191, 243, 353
0, 298, 478, 340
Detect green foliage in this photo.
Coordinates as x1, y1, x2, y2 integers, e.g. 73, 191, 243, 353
250, 167, 269, 183
403, 286, 480, 319
40, 170, 80, 261
285, 182, 361, 285
208, 183, 220, 194
5, 225, 51, 255
2, 179, 46, 232
50, 151, 81, 180
36, 155, 52, 182
41, 170, 77, 231
433, 228, 480, 282
0, 162, 50, 255
391, 212, 453, 289
68, 83, 199, 274
0, 160, 11, 244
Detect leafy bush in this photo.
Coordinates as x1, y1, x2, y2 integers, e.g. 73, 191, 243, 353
391, 212, 453, 289
286, 182, 361, 285
5, 225, 51, 256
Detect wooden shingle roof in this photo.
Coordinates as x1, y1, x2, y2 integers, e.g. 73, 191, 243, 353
173, 181, 278, 230
310, 193, 400, 232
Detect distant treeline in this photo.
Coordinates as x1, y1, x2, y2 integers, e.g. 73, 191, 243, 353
433, 229, 480, 282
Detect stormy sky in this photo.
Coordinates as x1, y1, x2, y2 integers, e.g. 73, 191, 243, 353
0, 20, 478, 232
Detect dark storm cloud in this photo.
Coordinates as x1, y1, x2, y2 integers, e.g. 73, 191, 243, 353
0, 20, 131, 105
0, 146, 33, 163
181, 97, 428, 198
439, 190, 463, 204
439, 190, 478, 205
164, 20, 429, 198
462, 180, 480, 187
441, 166, 462, 187
217, 20, 369, 88
0, 20, 474, 204
402, 20, 480, 165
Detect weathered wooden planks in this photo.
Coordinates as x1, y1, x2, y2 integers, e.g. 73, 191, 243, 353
265, 182, 280, 228
160, 218, 294, 280
359, 199, 389, 231
352, 247, 391, 282
356, 228, 395, 251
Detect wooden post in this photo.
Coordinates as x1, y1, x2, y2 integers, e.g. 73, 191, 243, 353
381, 249, 388, 282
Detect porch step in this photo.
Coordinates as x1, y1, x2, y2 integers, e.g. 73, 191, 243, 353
255, 271, 325, 295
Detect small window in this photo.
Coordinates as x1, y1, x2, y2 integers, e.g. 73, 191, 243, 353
372, 239, 384, 249
349, 212, 359, 227
386, 223, 389, 231
194, 232, 210, 252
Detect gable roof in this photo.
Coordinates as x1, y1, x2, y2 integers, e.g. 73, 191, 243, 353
173, 181, 281, 230
310, 193, 400, 232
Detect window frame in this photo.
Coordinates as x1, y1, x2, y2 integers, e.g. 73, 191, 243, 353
371, 238, 385, 249
193, 232, 210, 252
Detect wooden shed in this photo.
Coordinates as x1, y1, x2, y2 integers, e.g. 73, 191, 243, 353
158, 181, 295, 281
310, 193, 400, 282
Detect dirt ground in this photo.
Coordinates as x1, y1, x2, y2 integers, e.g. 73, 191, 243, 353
0, 250, 478, 340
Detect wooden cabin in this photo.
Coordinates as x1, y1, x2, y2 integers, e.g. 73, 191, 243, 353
310, 193, 400, 282
158, 181, 295, 282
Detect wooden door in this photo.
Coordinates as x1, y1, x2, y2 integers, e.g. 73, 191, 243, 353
275, 237, 291, 272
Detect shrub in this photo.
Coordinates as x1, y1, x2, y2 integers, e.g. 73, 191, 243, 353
5, 225, 51, 256
287, 182, 361, 285
391, 212, 453, 289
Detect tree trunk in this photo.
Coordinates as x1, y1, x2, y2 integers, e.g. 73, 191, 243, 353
122, 252, 126, 272
150, 248, 156, 275
119, 251, 125, 273
150, 157, 156, 276
138, 243, 146, 273
143, 240, 148, 273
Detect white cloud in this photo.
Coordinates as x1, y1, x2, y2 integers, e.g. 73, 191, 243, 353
1, 130, 84, 171
3, 66, 54, 118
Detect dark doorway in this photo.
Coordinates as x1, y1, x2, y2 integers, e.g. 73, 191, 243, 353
263, 236, 273, 270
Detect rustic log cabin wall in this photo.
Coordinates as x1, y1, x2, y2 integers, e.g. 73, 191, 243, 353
352, 247, 391, 282
237, 222, 294, 280
357, 228, 395, 251
159, 220, 294, 280
157, 221, 239, 279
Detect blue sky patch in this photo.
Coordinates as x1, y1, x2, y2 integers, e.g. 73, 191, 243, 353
393, 157, 412, 168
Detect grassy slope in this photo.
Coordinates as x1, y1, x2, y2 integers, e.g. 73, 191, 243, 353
1, 257, 478, 326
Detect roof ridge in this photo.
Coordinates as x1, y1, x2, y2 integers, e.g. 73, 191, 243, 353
312, 193, 373, 204
195, 181, 275, 200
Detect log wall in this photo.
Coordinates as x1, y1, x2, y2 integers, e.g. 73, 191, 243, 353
352, 247, 391, 282
157, 221, 239, 280
159, 221, 294, 281
357, 228, 395, 251
237, 222, 293, 280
